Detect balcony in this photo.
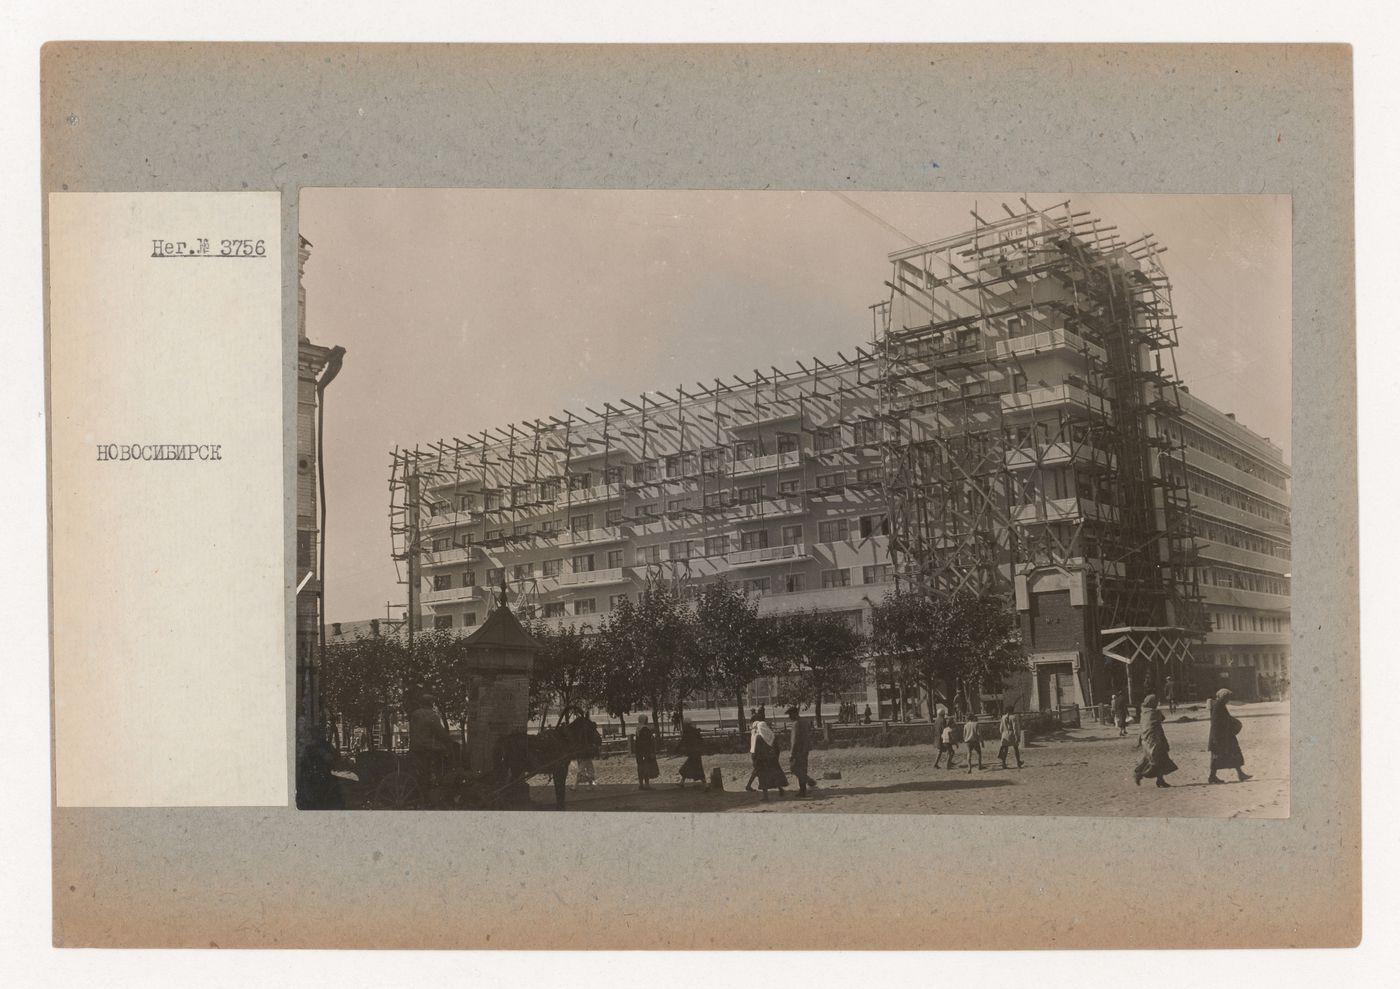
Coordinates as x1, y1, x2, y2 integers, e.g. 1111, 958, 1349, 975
1005, 441, 1115, 472
727, 543, 808, 568
1199, 585, 1291, 613
730, 450, 802, 477
993, 328, 1107, 364
1196, 541, 1291, 576
728, 496, 805, 520
1011, 496, 1119, 525
557, 566, 630, 587
422, 584, 486, 605
422, 545, 476, 566
1189, 492, 1290, 534
423, 509, 475, 531
563, 482, 624, 506
555, 525, 629, 549
1183, 447, 1291, 503
1000, 383, 1112, 418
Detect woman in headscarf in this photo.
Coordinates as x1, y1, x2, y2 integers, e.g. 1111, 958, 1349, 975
1133, 694, 1178, 788
748, 713, 788, 800
676, 718, 707, 788
633, 714, 660, 790
1207, 688, 1252, 784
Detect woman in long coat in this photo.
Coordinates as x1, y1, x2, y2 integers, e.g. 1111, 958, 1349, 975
785, 706, 816, 797
749, 716, 788, 799
634, 715, 660, 790
676, 718, 707, 788
1133, 694, 1178, 787
1207, 688, 1252, 784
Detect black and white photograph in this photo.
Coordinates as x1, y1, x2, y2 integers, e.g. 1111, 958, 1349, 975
295, 189, 1292, 817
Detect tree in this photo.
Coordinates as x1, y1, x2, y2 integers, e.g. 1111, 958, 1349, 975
593, 598, 649, 735
773, 610, 867, 725
319, 632, 404, 749
869, 588, 1026, 718
691, 578, 781, 736
527, 620, 600, 727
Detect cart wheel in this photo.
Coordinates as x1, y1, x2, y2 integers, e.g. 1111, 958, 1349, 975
372, 771, 421, 810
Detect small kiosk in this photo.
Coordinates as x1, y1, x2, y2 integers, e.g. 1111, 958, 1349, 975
460, 587, 540, 773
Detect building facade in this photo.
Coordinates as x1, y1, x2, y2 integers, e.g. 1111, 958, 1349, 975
390, 202, 1290, 715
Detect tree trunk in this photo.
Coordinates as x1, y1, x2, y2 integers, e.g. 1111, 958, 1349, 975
735, 688, 746, 737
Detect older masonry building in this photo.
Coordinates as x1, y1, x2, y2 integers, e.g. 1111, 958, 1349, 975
388, 201, 1290, 715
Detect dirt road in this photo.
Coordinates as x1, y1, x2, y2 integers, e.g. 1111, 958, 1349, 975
536, 701, 1289, 818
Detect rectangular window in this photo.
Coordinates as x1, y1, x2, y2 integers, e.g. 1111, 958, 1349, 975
432, 537, 450, 552
853, 419, 879, 445
543, 602, 565, 618
701, 449, 722, 474
540, 519, 561, 534
665, 454, 682, 477
485, 529, 503, 542
666, 497, 689, 514
538, 480, 560, 502
816, 472, 846, 491
570, 513, 592, 533
604, 465, 623, 486
737, 485, 763, 504
574, 598, 596, 616
433, 574, 452, 590
734, 440, 758, 461
777, 432, 799, 454
857, 467, 881, 484
669, 540, 691, 561
463, 611, 478, 626
818, 519, 850, 543
572, 554, 595, 573
433, 615, 454, 630
609, 594, 628, 610
862, 564, 893, 584
484, 490, 501, 510
632, 463, 647, 484
639, 545, 662, 565
859, 514, 890, 538
704, 535, 727, 557
742, 577, 770, 597
703, 491, 723, 509
512, 523, 530, 536
512, 563, 534, 581
822, 568, 851, 589
781, 524, 803, 546
740, 529, 769, 551
462, 569, 476, 587
637, 503, 658, 519
777, 478, 801, 495
606, 508, 624, 525
785, 573, 806, 593
543, 558, 563, 577
459, 493, 477, 511
569, 472, 591, 491
486, 566, 505, 585
813, 427, 839, 452
607, 549, 624, 569
512, 483, 530, 506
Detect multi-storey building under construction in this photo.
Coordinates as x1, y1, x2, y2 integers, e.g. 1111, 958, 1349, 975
388, 200, 1291, 715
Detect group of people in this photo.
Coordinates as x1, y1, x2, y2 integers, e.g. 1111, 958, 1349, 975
932, 706, 1024, 773
835, 701, 873, 725
1131, 687, 1252, 788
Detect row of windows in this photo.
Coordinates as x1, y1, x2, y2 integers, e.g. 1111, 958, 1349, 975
1199, 566, 1290, 596
1209, 610, 1289, 633
1194, 517, 1291, 561
1166, 422, 1289, 492
1182, 471, 1290, 526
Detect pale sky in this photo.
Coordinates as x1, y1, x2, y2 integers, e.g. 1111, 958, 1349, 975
300, 190, 1292, 624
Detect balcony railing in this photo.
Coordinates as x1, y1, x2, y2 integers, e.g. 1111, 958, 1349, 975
993, 328, 1107, 363
727, 543, 807, 567
1011, 496, 1119, 525
556, 525, 628, 548
1000, 383, 1112, 418
730, 450, 802, 477
729, 496, 804, 520
424, 509, 475, 530
564, 482, 624, 505
422, 584, 486, 605
557, 566, 629, 587
1004, 441, 1115, 472
422, 545, 476, 566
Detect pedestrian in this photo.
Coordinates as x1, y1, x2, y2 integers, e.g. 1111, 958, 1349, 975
1133, 693, 1178, 788
862, 704, 873, 725
1112, 690, 1129, 736
408, 693, 450, 790
1164, 676, 1177, 714
677, 717, 707, 788
747, 713, 788, 800
998, 705, 1024, 769
633, 714, 660, 790
671, 709, 682, 736
1207, 688, 1252, 784
963, 713, 983, 773
932, 709, 951, 769
785, 706, 816, 797
573, 753, 597, 788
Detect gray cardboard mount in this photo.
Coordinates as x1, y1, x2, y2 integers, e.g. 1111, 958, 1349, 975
42, 43, 1357, 948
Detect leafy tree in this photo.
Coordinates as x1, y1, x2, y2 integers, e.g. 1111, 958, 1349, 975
319, 632, 403, 749
593, 598, 650, 735
773, 609, 867, 725
869, 589, 1026, 717
527, 619, 600, 727
691, 578, 782, 736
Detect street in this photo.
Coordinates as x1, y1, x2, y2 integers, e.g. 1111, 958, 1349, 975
531, 701, 1290, 817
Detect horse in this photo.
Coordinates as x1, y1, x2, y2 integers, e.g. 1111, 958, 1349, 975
494, 710, 603, 809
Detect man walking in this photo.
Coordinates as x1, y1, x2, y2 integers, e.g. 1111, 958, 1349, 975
1112, 690, 1129, 737
998, 705, 1024, 769
785, 706, 816, 797
408, 693, 450, 790
1164, 676, 1177, 714
963, 713, 983, 773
